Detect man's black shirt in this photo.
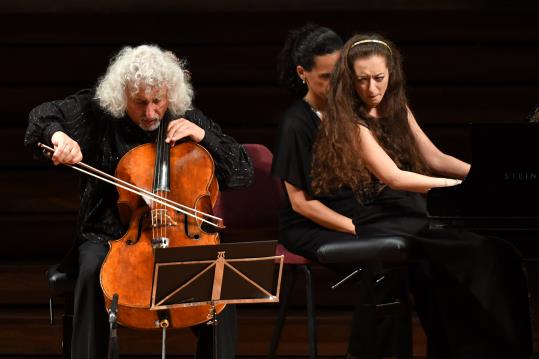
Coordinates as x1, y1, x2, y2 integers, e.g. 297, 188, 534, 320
25, 89, 253, 244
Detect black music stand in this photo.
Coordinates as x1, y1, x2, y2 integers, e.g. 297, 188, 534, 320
150, 240, 284, 359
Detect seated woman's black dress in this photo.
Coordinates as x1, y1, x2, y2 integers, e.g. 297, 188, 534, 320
353, 187, 533, 359
272, 100, 410, 356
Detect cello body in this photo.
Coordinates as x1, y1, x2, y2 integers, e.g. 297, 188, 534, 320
100, 140, 225, 329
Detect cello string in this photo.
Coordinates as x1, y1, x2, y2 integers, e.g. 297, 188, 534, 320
162, 190, 167, 240
155, 125, 162, 240
155, 190, 160, 240
158, 121, 166, 240
160, 120, 167, 240
160, 190, 165, 239
37, 143, 223, 223
152, 192, 156, 240
154, 189, 160, 239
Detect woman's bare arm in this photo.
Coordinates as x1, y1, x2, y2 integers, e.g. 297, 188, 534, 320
407, 108, 470, 179
285, 181, 356, 234
358, 125, 461, 193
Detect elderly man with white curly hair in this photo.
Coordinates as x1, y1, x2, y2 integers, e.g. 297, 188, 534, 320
25, 44, 253, 359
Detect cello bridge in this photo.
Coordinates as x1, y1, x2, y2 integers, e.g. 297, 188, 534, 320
152, 237, 169, 248
151, 209, 178, 228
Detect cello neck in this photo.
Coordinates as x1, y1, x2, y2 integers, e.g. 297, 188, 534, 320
153, 113, 171, 193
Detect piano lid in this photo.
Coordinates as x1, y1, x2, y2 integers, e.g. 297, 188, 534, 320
427, 122, 539, 218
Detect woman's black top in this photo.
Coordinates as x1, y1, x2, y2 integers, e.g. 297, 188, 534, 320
271, 100, 357, 243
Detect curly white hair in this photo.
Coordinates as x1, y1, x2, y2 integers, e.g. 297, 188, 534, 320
95, 44, 193, 118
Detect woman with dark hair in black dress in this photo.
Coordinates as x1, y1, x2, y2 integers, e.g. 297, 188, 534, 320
272, 24, 410, 358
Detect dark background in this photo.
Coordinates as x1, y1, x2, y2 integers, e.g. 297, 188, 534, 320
1, 1, 538, 357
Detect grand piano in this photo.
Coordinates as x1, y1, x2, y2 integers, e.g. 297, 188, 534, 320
427, 122, 539, 357
427, 122, 539, 260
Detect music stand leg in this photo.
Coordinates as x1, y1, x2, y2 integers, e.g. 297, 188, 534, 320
160, 320, 169, 359
208, 302, 219, 359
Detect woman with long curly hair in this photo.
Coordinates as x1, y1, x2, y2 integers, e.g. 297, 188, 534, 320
272, 25, 411, 358
312, 34, 533, 358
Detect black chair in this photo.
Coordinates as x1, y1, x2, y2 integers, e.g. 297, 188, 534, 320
268, 243, 317, 359
46, 263, 76, 359
317, 236, 412, 359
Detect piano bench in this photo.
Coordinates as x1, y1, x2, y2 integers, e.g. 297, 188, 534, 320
317, 236, 412, 359
46, 263, 76, 359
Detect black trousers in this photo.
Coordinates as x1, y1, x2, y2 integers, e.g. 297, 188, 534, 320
71, 241, 237, 359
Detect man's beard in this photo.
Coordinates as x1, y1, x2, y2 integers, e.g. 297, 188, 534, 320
139, 115, 161, 131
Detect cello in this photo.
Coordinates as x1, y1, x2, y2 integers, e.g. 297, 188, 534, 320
99, 113, 226, 329
40, 112, 226, 330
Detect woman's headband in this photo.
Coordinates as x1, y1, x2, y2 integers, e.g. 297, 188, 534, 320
351, 39, 392, 55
